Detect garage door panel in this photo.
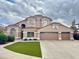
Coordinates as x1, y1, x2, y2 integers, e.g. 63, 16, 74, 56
40, 32, 58, 40
61, 32, 70, 40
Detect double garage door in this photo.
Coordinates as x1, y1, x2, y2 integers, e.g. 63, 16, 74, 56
40, 32, 70, 40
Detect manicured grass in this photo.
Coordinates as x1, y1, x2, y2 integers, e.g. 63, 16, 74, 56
4, 42, 42, 57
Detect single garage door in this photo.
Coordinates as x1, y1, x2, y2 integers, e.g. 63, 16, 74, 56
61, 32, 70, 40
40, 32, 58, 40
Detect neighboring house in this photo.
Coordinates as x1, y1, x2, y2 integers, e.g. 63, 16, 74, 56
5, 15, 74, 40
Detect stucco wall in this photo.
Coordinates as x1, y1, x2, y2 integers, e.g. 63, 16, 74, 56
38, 23, 74, 32
6, 26, 20, 39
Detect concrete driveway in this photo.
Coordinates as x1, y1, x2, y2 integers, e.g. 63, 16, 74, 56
40, 40, 79, 59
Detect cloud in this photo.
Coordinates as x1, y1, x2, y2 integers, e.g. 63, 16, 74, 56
0, 0, 79, 26
53, 18, 70, 27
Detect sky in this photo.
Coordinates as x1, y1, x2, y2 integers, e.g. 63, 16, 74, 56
0, 0, 79, 26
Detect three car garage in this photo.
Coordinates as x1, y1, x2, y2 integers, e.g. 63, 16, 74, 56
38, 22, 74, 40
40, 32, 70, 40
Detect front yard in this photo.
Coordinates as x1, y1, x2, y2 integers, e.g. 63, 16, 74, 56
4, 42, 42, 57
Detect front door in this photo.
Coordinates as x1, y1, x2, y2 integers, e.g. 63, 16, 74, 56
21, 31, 23, 39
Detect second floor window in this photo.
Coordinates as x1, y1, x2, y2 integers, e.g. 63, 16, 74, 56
42, 21, 48, 26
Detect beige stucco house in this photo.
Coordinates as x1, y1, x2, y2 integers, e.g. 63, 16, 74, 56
5, 15, 74, 40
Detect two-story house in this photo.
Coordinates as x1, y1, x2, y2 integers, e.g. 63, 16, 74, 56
5, 15, 74, 40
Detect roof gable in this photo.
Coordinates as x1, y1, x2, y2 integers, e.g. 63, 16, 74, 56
6, 15, 52, 27
38, 22, 74, 32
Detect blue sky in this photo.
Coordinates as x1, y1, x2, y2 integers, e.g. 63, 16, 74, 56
0, 0, 79, 26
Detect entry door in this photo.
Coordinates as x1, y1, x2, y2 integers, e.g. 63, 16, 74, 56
21, 31, 23, 39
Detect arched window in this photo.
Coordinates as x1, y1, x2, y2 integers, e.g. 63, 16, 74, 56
21, 24, 26, 29
10, 28, 16, 36
42, 18, 48, 27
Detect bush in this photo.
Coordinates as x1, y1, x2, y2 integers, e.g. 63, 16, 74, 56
33, 39, 37, 40
73, 33, 79, 40
0, 33, 7, 44
29, 39, 32, 40
24, 39, 28, 41
7, 36, 15, 42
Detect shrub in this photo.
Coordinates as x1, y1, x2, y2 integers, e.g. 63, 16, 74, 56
0, 33, 7, 44
33, 39, 37, 40
29, 39, 32, 40
7, 36, 15, 42
73, 32, 79, 40
24, 39, 28, 41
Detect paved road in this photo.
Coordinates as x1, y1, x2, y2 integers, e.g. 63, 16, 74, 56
41, 40, 79, 59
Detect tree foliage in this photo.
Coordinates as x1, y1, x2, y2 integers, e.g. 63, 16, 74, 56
71, 20, 78, 32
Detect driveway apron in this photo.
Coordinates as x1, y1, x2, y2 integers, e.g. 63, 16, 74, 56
40, 40, 79, 59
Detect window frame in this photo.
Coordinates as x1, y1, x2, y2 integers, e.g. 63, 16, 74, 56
42, 20, 48, 27
10, 28, 16, 36
52, 24, 59, 29
27, 32, 34, 37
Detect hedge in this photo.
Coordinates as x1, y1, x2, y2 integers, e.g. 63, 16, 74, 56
7, 36, 15, 42
0, 32, 7, 44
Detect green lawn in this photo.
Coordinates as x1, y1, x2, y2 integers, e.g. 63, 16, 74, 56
4, 42, 42, 57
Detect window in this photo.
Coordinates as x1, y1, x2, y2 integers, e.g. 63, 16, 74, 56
10, 28, 16, 36
27, 32, 34, 37
27, 19, 35, 27
52, 26, 56, 29
42, 21, 47, 26
52, 24, 59, 29
42, 18, 48, 26
21, 24, 26, 29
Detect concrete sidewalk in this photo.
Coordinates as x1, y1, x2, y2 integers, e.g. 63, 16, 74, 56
0, 40, 41, 59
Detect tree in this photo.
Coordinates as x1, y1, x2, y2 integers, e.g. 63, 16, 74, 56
71, 20, 78, 32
